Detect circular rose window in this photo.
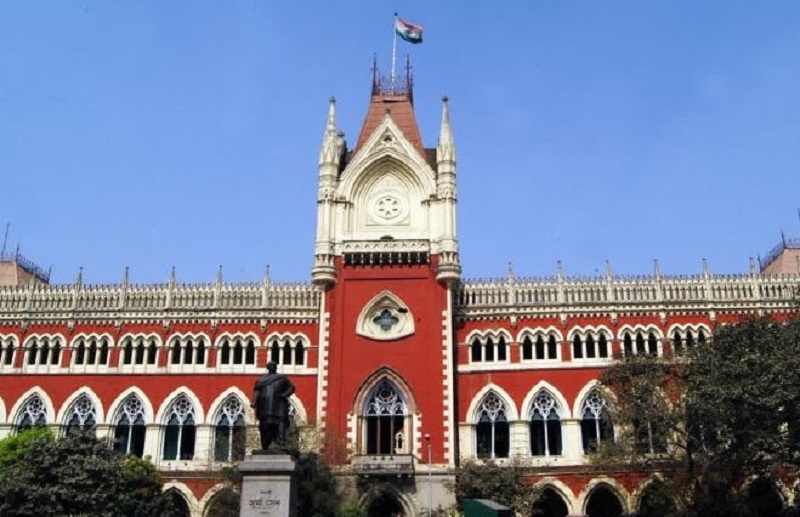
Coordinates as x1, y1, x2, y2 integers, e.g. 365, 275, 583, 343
375, 195, 402, 220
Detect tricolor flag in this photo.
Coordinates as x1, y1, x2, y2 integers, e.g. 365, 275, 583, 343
395, 17, 423, 44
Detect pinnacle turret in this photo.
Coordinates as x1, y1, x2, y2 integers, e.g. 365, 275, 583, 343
437, 96, 456, 164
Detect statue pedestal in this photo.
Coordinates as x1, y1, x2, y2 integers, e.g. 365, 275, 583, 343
239, 453, 297, 517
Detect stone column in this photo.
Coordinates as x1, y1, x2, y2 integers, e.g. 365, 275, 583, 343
239, 454, 297, 517
562, 419, 584, 460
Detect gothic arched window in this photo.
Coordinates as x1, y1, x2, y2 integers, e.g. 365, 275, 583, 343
113, 395, 146, 457
16, 395, 47, 433
475, 392, 509, 459
363, 380, 408, 455
162, 395, 196, 460
214, 396, 246, 462
64, 394, 97, 435
580, 389, 613, 453
530, 391, 562, 456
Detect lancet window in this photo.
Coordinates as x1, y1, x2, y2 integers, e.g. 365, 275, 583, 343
622, 329, 660, 357
529, 391, 562, 456
168, 336, 207, 366
0, 336, 16, 368
25, 336, 62, 367
72, 336, 110, 366
672, 327, 708, 356
120, 335, 159, 366
218, 336, 257, 366
16, 395, 47, 433
64, 394, 97, 434
214, 396, 247, 462
268, 337, 306, 367
521, 333, 559, 361
580, 389, 613, 453
113, 395, 146, 457
571, 331, 610, 361
162, 395, 196, 460
475, 392, 510, 459
363, 380, 408, 455
469, 335, 508, 363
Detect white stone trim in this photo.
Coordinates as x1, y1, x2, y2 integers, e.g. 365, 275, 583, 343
532, 477, 578, 515
163, 482, 201, 517
206, 387, 252, 425
465, 383, 519, 422
442, 294, 456, 466
9, 387, 55, 429
578, 477, 631, 515
106, 386, 155, 425
355, 290, 415, 341
316, 300, 330, 426
520, 381, 572, 420
154, 386, 205, 424
0, 396, 6, 423
56, 387, 105, 426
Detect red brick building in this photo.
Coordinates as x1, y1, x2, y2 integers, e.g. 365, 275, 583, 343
0, 69, 798, 516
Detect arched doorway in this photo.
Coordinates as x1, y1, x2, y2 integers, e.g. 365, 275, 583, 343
531, 487, 569, 517
163, 490, 192, 517
637, 481, 677, 517
367, 492, 405, 517
585, 485, 623, 517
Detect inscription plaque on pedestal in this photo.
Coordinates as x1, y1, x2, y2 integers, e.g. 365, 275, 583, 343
239, 454, 297, 517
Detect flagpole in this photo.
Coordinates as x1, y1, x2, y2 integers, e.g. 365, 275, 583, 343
391, 13, 398, 84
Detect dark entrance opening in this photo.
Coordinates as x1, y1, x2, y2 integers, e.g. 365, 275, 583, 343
367, 492, 405, 517
586, 485, 623, 517
531, 488, 569, 517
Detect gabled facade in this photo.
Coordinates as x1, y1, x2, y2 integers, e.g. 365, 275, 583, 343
0, 67, 798, 516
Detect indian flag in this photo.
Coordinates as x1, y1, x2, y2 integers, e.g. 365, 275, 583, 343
396, 17, 423, 44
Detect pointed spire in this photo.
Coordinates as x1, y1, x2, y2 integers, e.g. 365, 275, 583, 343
263, 265, 271, 287
702, 258, 710, 277
216, 264, 224, 286
749, 256, 757, 275
437, 96, 456, 163
122, 266, 130, 286
75, 266, 83, 289
319, 97, 340, 166
653, 258, 661, 279
506, 261, 516, 283
605, 260, 613, 280
169, 266, 176, 286
556, 260, 564, 281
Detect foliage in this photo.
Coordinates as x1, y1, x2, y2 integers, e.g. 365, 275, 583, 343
0, 427, 53, 484
0, 429, 167, 517
450, 459, 539, 514
599, 316, 800, 516
337, 502, 367, 517
294, 452, 341, 517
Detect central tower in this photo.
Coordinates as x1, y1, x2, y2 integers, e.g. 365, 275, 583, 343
311, 63, 460, 512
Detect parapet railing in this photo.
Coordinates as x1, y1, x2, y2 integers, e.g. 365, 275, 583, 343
457, 273, 799, 312
0, 281, 320, 315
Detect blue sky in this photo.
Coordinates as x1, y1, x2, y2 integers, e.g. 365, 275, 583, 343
1, 1, 799, 283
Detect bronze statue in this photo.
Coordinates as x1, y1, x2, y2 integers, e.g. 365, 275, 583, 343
251, 361, 296, 452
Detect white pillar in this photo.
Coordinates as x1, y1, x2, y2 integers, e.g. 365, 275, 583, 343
562, 419, 584, 460
509, 420, 528, 457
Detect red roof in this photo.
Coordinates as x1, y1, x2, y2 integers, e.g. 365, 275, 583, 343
354, 94, 425, 157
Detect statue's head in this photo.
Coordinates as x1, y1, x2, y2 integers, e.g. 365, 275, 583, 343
266, 361, 278, 373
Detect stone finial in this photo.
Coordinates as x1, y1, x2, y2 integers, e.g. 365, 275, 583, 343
653, 258, 661, 279
506, 261, 516, 283
319, 97, 340, 166
437, 95, 456, 163
749, 256, 757, 275
169, 266, 176, 285
263, 265, 271, 287
122, 266, 130, 286
702, 258, 710, 277
556, 260, 564, 281
605, 260, 613, 280
216, 264, 224, 286
75, 266, 83, 289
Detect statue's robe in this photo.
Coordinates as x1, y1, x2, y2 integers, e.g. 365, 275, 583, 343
252, 373, 295, 425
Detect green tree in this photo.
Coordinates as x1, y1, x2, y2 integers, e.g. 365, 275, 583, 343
599, 316, 800, 516
450, 459, 539, 514
0, 429, 167, 517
